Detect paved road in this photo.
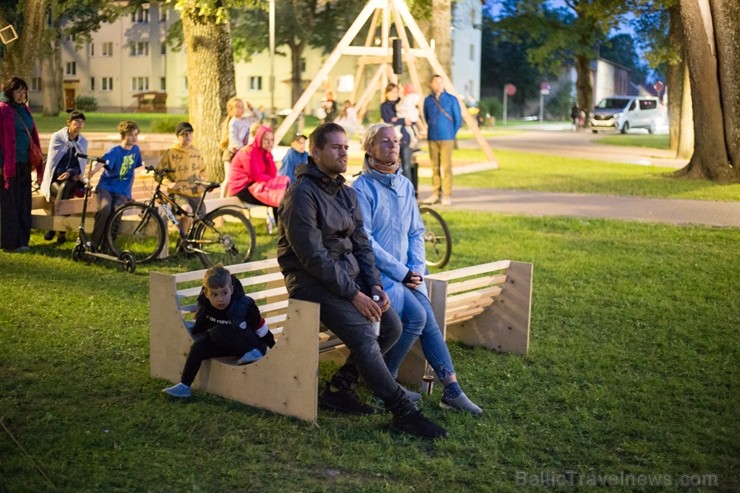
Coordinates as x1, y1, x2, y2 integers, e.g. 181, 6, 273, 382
463, 125, 688, 169
421, 127, 739, 228
418, 187, 740, 228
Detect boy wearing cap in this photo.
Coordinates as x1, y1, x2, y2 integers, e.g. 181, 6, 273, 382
277, 133, 308, 183
156, 122, 207, 236
87, 120, 142, 251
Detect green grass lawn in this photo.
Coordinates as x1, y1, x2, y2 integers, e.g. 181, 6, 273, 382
34, 112, 184, 133
1, 214, 738, 492
595, 134, 670, 150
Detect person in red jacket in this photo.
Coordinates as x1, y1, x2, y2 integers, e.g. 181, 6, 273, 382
228, 125, 288, 221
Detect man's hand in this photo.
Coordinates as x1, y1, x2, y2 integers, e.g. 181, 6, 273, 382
351, 291, 383, 322
57, 171, 70, 181
371, 285, 391, 312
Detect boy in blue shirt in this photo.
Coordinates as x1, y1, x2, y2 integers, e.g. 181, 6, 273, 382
87, 121, 142, 251
278, 133, 308, 183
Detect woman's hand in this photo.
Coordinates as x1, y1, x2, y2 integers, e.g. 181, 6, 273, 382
57, 171, 70, 181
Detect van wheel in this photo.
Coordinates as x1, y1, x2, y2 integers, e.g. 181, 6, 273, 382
620, 122, 630, 134
592, 129, 598, 134
648, 122, 656, 134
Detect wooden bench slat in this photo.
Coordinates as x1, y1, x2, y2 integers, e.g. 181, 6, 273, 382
445, 286, 502, 312
427, 260, 511, 281
444, 274, 507, 295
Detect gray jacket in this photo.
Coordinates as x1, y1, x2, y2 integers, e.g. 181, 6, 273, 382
277, 158, 381, 302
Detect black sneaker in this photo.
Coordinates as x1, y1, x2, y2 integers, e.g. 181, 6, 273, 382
44, 231, 56, 241
391, 409, 448, 439
319, 383, 378, 415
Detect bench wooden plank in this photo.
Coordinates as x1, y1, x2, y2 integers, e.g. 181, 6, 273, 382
444, 274, 507, 295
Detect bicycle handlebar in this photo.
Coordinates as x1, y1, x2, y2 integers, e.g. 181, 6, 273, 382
75, 152, 108, 165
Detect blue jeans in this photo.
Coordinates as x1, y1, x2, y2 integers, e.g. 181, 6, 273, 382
312, 290, 414, 414
384, 287, 456, 382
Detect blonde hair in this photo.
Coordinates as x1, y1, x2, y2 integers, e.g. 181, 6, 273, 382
362, 123, 395, 153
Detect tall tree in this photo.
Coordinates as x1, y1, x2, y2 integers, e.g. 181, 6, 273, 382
431, 0, 452, 76
0, 0, 47, 82
494, 0, 630, 112
172, 0, 237, 182
676, 0, 738, 182
599, 33, 648, 85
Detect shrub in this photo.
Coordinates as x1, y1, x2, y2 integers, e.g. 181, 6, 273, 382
74, 95, 98, 112
150, 117, 181, 134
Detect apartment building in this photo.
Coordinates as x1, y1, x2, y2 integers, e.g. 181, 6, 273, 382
28, 2, 482, 114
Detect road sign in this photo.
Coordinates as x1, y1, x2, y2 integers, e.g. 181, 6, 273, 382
505, 83, 516, 96
540, 81, 551, 91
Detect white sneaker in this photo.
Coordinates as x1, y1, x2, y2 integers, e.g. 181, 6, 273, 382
440, 392, 483, 415
441, 198, 452, 206
237, 348, 266, 365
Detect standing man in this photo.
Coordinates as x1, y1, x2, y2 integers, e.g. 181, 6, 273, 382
423, 75, 462, 206
277, 123, 448, 439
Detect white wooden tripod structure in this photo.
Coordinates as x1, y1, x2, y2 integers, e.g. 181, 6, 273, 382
273, 0, 498, 167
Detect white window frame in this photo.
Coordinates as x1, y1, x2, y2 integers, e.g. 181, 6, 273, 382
131, 77, 150, 92
130, 41, 149, 57
249, 76, 263, 91
65, 61, 76, 76
102, 77, 113, 92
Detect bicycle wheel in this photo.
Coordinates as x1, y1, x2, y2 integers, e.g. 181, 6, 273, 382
419, 206, 452, 268
106, 202, 167, 263
194, 207, 256, 267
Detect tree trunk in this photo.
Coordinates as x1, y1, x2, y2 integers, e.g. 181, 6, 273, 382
41, 30, 63, 116
676, 62, 694, 160
574, 54, 592, 112
180, 6, 236, 183
431, 0, 452, 76
666, 5, 682, 153
677, 0, 737, 181
290, 40, 306, 107
0, 0, 47, 81
712, 0, 739, 170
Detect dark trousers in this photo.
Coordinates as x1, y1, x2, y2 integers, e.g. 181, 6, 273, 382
0, 161, 32, 251
50, 179, 78, 201
235, 186, 279, 225
315, 290, 415, 415
181, 325, 263, 386
91, 189, 127, 249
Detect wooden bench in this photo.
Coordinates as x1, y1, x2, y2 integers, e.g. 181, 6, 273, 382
150, 258, 532, 422
425, 260, 533, 355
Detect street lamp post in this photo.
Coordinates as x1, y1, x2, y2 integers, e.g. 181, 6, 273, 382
269, 0, 275, 127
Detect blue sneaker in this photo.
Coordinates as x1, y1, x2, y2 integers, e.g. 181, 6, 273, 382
162, 383, 191, 398
237, 348, 265, 365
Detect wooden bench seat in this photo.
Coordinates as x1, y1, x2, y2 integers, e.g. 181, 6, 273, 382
150, 258, 533, 422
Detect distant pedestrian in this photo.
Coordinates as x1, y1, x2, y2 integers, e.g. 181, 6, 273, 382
570, 104, 580, 131
422, 75, 461, 206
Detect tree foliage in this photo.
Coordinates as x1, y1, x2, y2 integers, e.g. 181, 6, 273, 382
491, 0, 631, 111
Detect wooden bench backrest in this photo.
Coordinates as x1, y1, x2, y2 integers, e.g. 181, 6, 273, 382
426, 260, 533, 355
170, 258, 343, 353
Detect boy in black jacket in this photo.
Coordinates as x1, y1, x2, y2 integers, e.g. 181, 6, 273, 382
163, 264, 275, 398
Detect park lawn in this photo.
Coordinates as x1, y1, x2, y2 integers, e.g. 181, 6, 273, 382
33, 112, 184, 133
1, 213, 738, 492
594, 134, 670, 150
441, 149, 740, 201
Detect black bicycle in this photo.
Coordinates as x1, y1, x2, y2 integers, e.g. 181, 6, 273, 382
419, 205, 451, 268
105, 166, 256, 266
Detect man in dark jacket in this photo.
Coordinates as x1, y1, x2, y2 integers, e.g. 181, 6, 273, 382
277, 123, 447, 439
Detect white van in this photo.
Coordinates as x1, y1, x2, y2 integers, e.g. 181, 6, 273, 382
589, 96, 661, 134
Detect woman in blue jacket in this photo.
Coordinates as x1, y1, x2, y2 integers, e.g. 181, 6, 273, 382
352, 123, 482, 415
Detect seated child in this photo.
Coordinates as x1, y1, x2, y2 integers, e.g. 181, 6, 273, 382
162, 264, 276, 398
156, 122, 207, 236
278, 133, 308, 183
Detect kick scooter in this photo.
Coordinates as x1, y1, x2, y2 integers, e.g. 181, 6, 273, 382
70, 152, 136, 273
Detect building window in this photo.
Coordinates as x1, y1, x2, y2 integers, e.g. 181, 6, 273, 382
300, 58, 306, 73
65, 62, 76, 76
102, 42, 113, 57
90, 77, 95, 91
160, 9, 167, 22
130, 41, 149, 57
160, 42, 166, 55
470, 44, 475, 61
102, 77, 113, 91
132, 8, 149, 23
65, 33, 76, 42
88, 43, 94, 56
131, 77, 149, 92
249, 76, 262, 91
30, 77, 42, 92
160, 77, 166, 91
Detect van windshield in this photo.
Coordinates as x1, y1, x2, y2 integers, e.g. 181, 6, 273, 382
595, 98, 631, 110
